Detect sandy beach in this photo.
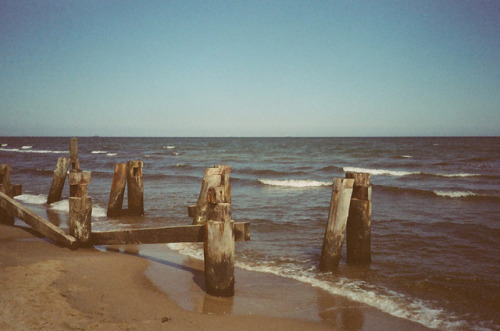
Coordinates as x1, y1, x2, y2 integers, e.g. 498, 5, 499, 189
0, 223, 429, 330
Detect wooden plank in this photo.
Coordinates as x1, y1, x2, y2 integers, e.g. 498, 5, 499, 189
90, 221, 250, 245
0, 191, 77, 248
47, 157, 70, 204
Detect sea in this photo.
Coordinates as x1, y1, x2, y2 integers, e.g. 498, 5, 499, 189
1, 136, 499, 330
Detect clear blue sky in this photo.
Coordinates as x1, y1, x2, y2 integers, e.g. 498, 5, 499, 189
1, 0, 499, 137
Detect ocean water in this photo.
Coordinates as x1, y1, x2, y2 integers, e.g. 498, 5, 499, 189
1, 136, 499, 330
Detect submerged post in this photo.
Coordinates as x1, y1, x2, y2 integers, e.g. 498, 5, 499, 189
346, 172, 372, 265
0, 164, 14, 225
126, 160, 144, 216
319, 178, 354, 272
69, 196, 92, 246
204, 202, 234, 297
47, 157, 70, 204
107, 163, 127, 217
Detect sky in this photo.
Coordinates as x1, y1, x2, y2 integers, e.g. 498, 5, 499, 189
1, 0, 499, 137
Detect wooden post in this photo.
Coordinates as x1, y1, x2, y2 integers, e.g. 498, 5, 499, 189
191, 165, 231, 225
204, 203, 234, 297
126, 160, 144, 216
47, 157, 70, 204
107, 163, 127, 217
69, 137, 80, 171
0, 164, 14, 225
319, 178, 354, 272
69, 196, 92, 246
346, 172, 372, 265
69, 171, 91, 198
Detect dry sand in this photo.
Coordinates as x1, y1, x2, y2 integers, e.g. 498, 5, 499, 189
0, 224, 428, 330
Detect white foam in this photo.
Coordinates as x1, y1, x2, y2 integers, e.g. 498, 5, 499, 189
401, 155, 412, 158
0, 147, 67, 154
436, 173, 480, 178
163, 145, 176, 149
91, 150, 107, 154
106, 153, 118, 156
434, 191, 477, 198
1, 143, 7, 147
49, 199, 69, 213
21, 145, 32, 149
344, 167, 416, 177
91, 204, 108, 218
259, 179, 332, 188
14, 194, 48, 205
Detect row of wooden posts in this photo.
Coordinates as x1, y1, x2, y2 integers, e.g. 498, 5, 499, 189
1, 137, 372, 297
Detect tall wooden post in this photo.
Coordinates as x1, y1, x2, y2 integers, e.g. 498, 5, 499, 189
346, 172, 372, 265
0, 164, 14, 225
319, 178, 354, 272
69, 137, 80, 171
204, 202, 234, 297
69, 196, 92, 246
127, 160, 144, 216
69, 171, 91, 198
47, 157, 70, 204
107, 163, 127, 217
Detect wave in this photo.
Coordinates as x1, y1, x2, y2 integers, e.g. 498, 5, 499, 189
0, 147, 68, 154
91, 150, 107, 154
1, 143, 7, 147
163, 145, 176, 149
343, 167, 482, 179
166, 243, 461, 330
258, 179, 331, 188
14, 194, 48, 205
376, 185, 500, 201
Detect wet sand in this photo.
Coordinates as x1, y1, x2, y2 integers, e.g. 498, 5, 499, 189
0, 224, 428, 330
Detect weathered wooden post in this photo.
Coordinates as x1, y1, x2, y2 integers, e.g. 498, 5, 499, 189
47, 157, 70, 204
69, 196, 92, 246
107, 163, 127, 217
346, 172, 372, 265
69, 171, 91, 198
204, 202, 235, 297
126, 160, 144, 216
319, 178, 354, 272
69, 137, 80, 171
0, 164, 14, 225
190, 165, 231, 225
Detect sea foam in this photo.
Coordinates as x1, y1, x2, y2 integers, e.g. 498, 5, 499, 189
343, 167, 416, 177
434, 191, 477, 198
14, 194, 48, 205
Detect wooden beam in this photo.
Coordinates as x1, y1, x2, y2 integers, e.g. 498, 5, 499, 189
0, 191, 77, 248
90, 221, 250, 245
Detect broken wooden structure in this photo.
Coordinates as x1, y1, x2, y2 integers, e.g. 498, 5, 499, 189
319, 171, 372, 271
2, 142, 250, 297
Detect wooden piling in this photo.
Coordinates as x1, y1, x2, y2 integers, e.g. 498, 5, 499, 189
126, 160, 144, 216
107, 163, 127, 217
47, 157, 70, 204
191, 165, 231, 225
345, 172, 372, 265
319, 178, 354, 272
69, 196, 92, 246
69, 137, 80, 171
0, 164, 14, 225
69, 171, 91, 198
204, 203, 234, 297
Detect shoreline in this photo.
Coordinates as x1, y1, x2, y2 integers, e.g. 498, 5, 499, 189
0, 223, 428, 330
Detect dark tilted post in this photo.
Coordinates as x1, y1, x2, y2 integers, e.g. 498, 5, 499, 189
127, 160, 144, 216
47, 157, 70, 204
204, 202, 234, 297
319, 178, 354, 272
107, 163, 127, 217
346, 172, 372, 265
69, 196, 92, 246
0, 164, 14, 225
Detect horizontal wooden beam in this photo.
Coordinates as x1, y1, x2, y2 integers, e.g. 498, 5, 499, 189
0, 191, 77, 248
90, 222, 250, 246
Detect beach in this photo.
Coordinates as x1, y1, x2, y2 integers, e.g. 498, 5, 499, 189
1, 223, 428, 330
